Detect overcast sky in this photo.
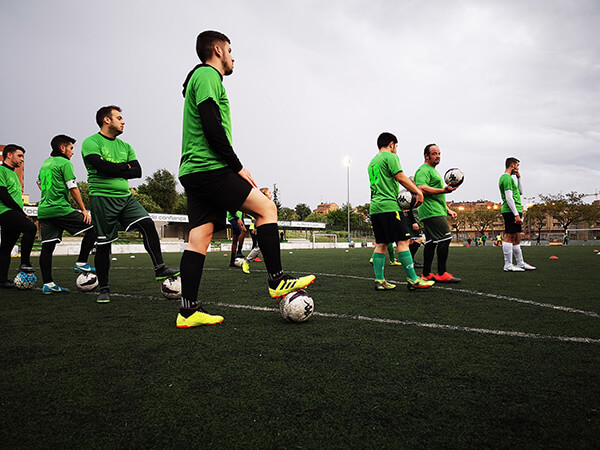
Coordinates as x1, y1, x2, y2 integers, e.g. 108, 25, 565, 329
2, 0, 599, 210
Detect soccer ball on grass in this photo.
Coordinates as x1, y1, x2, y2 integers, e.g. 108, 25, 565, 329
14, 272, 37, 289
76, 272, 98, 292
161, 276, 182, 299
279, 290, 314, 323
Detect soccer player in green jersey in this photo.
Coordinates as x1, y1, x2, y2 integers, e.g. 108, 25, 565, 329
226, 210, 246, 267
0, 144, 37, 288
368, 132, 434, 291
414, 144, 461, 283
81, 106, 179, 303
37, 135, 97, 294
499, 157, 536, 271
177, 30, 315, 328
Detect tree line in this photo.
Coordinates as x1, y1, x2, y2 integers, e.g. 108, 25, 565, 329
71, 170, 599, 236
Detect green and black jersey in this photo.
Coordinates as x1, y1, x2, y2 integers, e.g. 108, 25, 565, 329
180, 65, 233, 177
414, 163, 446, 220
81, 133, 137, 197
499, 173, 522, 214
0, 162, 23, 215
368, 151, 402, 215
37, 156, 77, 219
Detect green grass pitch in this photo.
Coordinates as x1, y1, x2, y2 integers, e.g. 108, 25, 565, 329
1, 246, 599, 448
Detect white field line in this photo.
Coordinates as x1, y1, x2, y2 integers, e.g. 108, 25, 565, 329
74, 266, 600, 344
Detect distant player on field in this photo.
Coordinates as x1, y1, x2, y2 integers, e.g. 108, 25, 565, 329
0, 144, 36, 288
227, 210, 246, 267
499, 157, 536, 272
367, 132, 434, 291
37, 134, 97, 294
177, 30, 315, 328
414, 144, 461, 283
81, 106, 180, 303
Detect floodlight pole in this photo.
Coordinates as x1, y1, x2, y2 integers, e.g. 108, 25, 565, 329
344, 157, 352, 243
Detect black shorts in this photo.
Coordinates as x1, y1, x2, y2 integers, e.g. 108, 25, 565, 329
180, 168, 252, 232
39, 211, 94, 243
371, 211, 410, 244
502, 212, 522, 234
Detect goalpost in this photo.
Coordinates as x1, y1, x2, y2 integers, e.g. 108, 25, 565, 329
312, 233, 338, 249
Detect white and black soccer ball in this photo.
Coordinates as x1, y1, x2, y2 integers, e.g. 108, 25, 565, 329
444, 168, 464, 187
279, 289, 314, 323
397, 189, 417, 210
234, 257, 245, 268
161, 276, 182, 300
14, 272, 37, 289
76, 272, 98, 292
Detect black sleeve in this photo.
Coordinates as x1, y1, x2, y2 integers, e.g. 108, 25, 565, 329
120, 160, 142, 180
0, 186, 25, 213
197, 98, 243, 173
84, 154, 131, 177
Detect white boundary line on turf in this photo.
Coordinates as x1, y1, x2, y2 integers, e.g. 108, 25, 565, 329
304, 271, 600, 319
100, 293, 600, 345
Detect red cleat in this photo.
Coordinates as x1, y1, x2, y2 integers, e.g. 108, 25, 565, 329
433, 272, 461, 283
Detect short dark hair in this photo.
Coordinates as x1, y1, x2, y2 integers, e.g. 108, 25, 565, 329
424, 143, 437, 157
50, 134, 76, 156
196, 30, 230, 63
505, 157, 520, 169
96, 105, 121, 128
3, 144, 25, 160
377, 132, 397, 150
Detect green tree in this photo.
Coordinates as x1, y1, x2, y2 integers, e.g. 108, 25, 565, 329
131, 188, 162, 213
137, 169, 178, 212
470, 208, 500, 235
278, 207, 298, 221
326, 204, 360, 230
304, 212, 327, 223
172, 192, 188, 215
539, 191, 600, 232
295, 203, 311, 221
524, 204, 549, 239
69, 181, 90, 210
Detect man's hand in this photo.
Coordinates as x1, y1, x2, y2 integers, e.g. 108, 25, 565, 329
414, 190, 424, 208
238, 219, 247, 233
448, 209, 458, 220
238, 167, 257, 189
444, 185, 458, 193
82, 210, 92, 225
515, 215, 522, 224
412, 223, 420, 231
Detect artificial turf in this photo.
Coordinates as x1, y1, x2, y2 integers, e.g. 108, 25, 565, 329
1, 245, 599, 448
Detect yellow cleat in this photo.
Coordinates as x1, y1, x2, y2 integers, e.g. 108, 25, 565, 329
375, 279, 396, 290
407, 276, 435, 290
176, 309, 224, 328
269, 274, 316, 299
389, 261, 403, 266
242, 260, 250, 274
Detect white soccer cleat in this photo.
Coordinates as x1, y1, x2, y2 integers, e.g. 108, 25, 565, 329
518, 262, 536, 270
503, 264, 525, 272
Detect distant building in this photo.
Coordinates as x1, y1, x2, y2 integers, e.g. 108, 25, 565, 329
314, 202, 339, 215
